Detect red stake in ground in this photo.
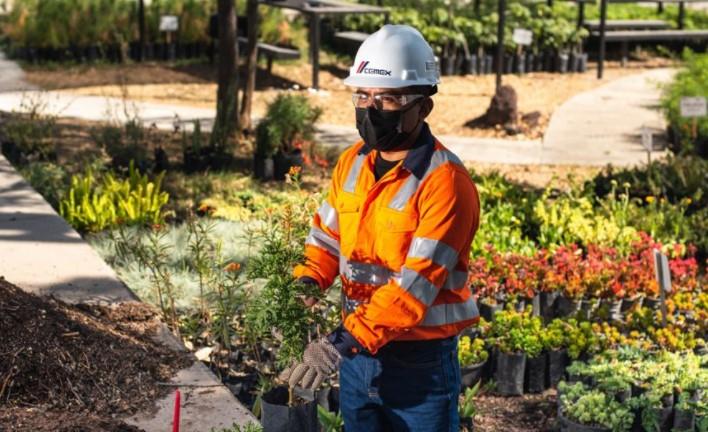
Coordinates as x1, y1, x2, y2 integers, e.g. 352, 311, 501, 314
173, 389, 181, 432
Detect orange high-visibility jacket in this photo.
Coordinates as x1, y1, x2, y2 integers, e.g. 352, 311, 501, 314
294, 124, 480, 354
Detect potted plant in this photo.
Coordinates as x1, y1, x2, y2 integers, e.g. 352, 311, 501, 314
673, 392, 696, 431
558, 386, 634, 432
261, 385, 319, 432
488, 306, 542, 396
459, 336, 489, 390
543, 319, 570, 388
254, 94, 321, 181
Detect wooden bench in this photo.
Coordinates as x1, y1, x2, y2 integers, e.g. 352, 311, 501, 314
237, 37, 301, 72
333, 31, 369, 51
584, 19, 671, 31
590, 29, 708, 65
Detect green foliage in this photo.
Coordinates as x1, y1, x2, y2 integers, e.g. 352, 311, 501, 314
318, 406, 344, 432
210, 422, 263, 432
542, 318, 568, 351
91, 119, 151, 173
533, 186, 638, 255
561, 387, 634, 432
458, 381, 480, 420
3, 0, 216, 49
244, 200, 330, 367
488, 306, 543, 357
660, 49, 708, 157
255, 93, 322, 158
19, 161, 67, 208
60, 162, 170, 233
458, 336, 489, 366
1, 98, 57, 166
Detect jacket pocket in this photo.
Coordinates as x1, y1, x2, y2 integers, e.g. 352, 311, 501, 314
375, 207, 418, 270
337, 193, 362, 255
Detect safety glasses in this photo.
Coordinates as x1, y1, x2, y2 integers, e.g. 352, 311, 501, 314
351, 93, 425, 111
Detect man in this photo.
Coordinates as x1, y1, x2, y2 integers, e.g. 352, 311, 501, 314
280, 24, 481, 431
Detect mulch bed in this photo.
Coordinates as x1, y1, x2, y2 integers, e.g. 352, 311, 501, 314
0, 277, 192, 431
474, 390, 559, 432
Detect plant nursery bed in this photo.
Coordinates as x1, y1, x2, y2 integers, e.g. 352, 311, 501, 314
474, 390, 558, 432
0, 277, 192, 429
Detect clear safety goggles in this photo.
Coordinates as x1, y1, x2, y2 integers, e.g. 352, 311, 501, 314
351, 93, 425, 111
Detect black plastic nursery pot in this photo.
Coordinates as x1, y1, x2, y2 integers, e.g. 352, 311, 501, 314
578, 299, 597, 320
461, 360, 487, 390
525, 352, 547, 394
273, 150, 304, 181
479, 300, 502, 322
620, 295, 643, 313
558, 411, 611, 432
555, 295, 580, 318
599, 298, 623, 321
540, 291, 559, 321
253, 154, 275, 180
527, 294, 541, 317
673, 408, 695, 431
547, 348, 569, 388
495, 351, 526, 396
643, 297, 661, 311
261, 386, 319, 432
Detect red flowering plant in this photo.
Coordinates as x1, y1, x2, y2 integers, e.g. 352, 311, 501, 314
580, 245, 619, 299
468, 255, 500, 305
544, 245, 584, 300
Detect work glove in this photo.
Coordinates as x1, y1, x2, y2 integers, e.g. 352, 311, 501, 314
278, 337, 341, 390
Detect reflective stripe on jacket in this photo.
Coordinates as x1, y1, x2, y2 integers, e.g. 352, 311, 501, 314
294, 123, 481, 354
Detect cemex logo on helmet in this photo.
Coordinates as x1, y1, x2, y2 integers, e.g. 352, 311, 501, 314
356, 61, 391, 76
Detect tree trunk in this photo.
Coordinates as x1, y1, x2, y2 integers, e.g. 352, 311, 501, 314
213, 0, 239, 147
239, 0, 259, 133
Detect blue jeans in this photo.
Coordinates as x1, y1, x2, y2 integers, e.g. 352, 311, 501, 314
339, 336, 460, 432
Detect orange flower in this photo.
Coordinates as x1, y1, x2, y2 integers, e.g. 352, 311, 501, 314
152, 223, 162, 231
224, 262, 241, 272
288, 166, 302, 177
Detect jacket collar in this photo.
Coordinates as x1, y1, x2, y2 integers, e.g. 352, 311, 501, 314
357, 122, 435, 180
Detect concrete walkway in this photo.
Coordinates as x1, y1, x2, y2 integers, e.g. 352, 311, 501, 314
542, 68, 675, 165
0, 151, 258, 430
0, 51, 36, 92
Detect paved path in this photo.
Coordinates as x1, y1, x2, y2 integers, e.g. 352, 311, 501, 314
0, 51, 36, 92
542, 68, 675, 166
0, 154, 258, 430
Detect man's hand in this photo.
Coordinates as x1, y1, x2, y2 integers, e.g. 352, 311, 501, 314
297, 277, 321, 307
278, 338, 341, 390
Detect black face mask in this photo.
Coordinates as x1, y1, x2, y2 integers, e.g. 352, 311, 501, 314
355, 103, 419, 152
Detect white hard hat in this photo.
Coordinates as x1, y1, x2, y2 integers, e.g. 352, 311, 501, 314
343, 24, 440, 89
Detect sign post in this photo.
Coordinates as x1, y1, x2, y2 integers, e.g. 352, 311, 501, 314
160, 15, 179, 61
641, 125, 653, 165
680, 96, 706, 141
512, 28, 532, 74
652, 249, 672, 328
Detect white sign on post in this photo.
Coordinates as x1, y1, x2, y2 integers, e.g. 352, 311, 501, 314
512, 28, 533, 46
680, 96, 706, 118
159, 15, 179, 32
641, 126, 653, 152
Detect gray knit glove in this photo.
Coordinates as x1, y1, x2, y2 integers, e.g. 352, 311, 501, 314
278, 337, 342, 390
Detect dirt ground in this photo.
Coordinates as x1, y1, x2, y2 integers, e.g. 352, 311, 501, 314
24, 56, 678, 141
474, 390, 558, 432
0, 277, 191, 430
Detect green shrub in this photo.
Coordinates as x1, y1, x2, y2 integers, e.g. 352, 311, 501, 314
487, 306, 544, 357
60, 162, 170, 232
1, 99, 57, 166
255, 93, 322, 158
19, 161, 68, 208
